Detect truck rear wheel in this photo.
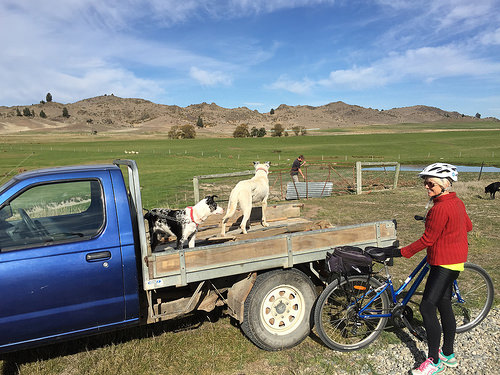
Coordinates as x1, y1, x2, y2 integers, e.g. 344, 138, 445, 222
241, 268, 317, 351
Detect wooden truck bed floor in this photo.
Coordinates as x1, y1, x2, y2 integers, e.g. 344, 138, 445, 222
145, 204, 397, 289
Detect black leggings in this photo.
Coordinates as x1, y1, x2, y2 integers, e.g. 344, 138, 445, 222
420, 265, 460, 362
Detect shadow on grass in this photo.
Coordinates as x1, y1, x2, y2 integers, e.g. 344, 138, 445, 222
0, 307, 225, 375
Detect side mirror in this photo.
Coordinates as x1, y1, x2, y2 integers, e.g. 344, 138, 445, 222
0, 204, 13, 221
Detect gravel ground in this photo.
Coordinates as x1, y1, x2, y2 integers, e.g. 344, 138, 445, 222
315, 307, 499, 374
363, 307, 500, 374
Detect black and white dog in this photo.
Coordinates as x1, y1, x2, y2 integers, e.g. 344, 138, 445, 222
145, 195, 223, 250
485, 182, 500, 199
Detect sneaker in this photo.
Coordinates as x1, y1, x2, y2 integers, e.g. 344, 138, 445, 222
439, 349, 458, 367
411, 358, 445, 375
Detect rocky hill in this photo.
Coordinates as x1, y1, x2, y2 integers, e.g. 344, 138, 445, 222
0, 95, 497, 135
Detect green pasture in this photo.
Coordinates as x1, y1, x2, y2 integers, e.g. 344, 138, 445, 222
1, 130, 499, 207
320, 120, 500, 133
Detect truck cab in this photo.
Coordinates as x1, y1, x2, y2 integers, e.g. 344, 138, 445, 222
0, 164, 140, 353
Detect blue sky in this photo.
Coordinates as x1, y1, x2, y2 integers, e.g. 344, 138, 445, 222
2, 0, 500, 118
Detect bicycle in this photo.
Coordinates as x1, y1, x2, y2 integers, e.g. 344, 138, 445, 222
313, 244, 494, 351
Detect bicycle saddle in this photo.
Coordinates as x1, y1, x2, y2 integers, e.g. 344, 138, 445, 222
365, 242, 401, 261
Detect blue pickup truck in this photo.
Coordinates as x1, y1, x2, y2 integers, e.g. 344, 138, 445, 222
0, 160, 397, 353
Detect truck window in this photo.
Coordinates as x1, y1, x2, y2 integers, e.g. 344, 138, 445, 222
0, 180, 105, 251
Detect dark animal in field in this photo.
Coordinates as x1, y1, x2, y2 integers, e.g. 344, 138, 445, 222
145, 195, 223, 250
484, 182, 500, 199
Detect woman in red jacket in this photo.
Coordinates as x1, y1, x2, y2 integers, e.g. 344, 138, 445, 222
401, 163, 472, 375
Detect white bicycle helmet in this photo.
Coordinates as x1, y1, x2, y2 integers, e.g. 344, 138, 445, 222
419, 163, 458, 182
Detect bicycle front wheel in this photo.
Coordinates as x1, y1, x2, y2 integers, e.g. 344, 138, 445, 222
454, 262, 494, 333
314, 275, 390, 351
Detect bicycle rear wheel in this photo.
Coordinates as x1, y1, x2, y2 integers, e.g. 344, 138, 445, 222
314, 275, 390, 351
454, 262, 494, 333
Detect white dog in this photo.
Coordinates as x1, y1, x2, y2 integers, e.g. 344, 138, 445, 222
221, 161, 270, 235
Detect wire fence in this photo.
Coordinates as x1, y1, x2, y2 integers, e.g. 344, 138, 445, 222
195, 162, 406, 204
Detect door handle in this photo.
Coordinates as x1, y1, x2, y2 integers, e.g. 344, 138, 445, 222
86, 251, 111, 262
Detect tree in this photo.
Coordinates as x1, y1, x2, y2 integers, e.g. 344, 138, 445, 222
46, 93, 52, 102
180, 124, 196, 138
40, 110, 47, 118
23, 107, 32, 116
257, 127, 266, 137
16, 108, 22, 116
271, 123, 284, 137
196, 116, 204, 128
233, 123, 250, 138
168, 125, 180, 139
62, 107, 70, 118
270, 108, 275, 115
475, 113, 481, 119
250, 127, 259, 137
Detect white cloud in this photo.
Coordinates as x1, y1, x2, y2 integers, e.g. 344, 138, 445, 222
189, 67, 232, 86
272, 45, 500, 94
479, 28, 500, 45
269, 76, 315, 95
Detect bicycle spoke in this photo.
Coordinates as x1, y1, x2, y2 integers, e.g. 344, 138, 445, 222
453, 263, 494, 333
315, 276, 389, 351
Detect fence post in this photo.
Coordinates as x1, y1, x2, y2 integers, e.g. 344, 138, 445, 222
393, 163, 400, 189
193, 176, 200, 202
356, 161, 362, 195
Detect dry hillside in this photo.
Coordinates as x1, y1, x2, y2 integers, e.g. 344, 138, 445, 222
0, 95, 497, 136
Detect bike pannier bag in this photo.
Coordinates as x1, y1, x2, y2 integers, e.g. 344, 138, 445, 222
326, 246, 373, 276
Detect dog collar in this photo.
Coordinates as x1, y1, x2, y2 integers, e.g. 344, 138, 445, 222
187, 206, 200, 226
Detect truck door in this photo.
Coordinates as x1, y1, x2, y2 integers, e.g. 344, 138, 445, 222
0, 175, 128, 350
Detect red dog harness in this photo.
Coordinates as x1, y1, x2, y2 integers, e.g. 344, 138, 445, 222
187, 206, 199, 226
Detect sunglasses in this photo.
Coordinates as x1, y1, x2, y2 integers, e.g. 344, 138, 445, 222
424, 180, 437, 188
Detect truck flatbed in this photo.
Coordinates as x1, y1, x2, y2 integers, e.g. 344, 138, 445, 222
145, 203, 397, 288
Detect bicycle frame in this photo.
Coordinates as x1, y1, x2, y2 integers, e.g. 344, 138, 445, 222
358, 256, 430, 319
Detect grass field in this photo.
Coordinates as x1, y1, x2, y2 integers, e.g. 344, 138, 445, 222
1, 125, 499, 374
2, 127, 499, 206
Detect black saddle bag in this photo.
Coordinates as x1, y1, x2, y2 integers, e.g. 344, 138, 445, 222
326, 246, 373, 277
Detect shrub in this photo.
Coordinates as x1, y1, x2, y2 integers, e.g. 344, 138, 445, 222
233, 123, 250, 138
22, 107, 32, 116
271, 123, 284, 137
168, 125, 180, 139
180, 124, 196, 138
62, 107, 70, 118
46, 93, 52, 102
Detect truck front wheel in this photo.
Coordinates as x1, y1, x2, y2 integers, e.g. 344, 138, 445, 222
241, 268, 317, 351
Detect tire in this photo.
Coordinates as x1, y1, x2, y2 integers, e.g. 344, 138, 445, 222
454, 262, 494, 333
240, 268, 317, 351
314, 275, 390, 351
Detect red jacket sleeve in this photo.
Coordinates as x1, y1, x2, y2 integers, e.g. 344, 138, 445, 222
401, 206, 446, 258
